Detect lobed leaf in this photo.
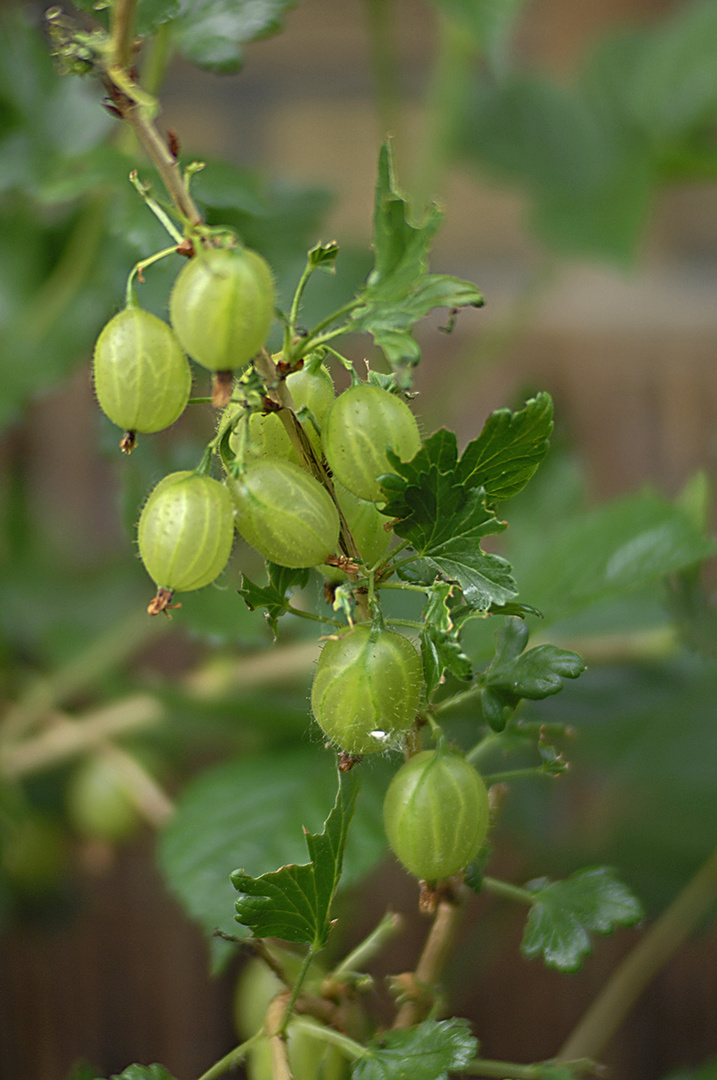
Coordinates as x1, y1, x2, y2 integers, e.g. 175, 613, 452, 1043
238, 562, 311, 636
158, 752, 388, 969
487, 644, 586, 703
232, 769, 358, 947
351, 1018, 477, 1080
349, 143, 483, 377
521, 866, 643, 972
457, 393, 554, 505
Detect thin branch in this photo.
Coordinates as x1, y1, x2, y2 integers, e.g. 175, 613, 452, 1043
0, 694, 164, 779
393, 895, 463, 1028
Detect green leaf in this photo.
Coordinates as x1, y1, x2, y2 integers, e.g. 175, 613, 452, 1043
135, 0, 180, 37
174, 0, 300, 73
421, 584, 473, 695
232, 770, 358, 947
381, 431, 516, 611
102, 1067, 177, 1080
238, 563, 311, 635
348, 143, 483, 378
457, 393, 553, 505
487, 644, 585, 703
521, 866, 643, 972
352, 1018, 478, 1080
308, 240, 340, 271
512, 489, 717, 625
158, 752, 388, 969
627, 0, 717, 145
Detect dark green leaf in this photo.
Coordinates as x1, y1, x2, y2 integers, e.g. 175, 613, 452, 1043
521, 866, 643, 972
487, 644, 585, 702
381, 433, 516, 610
352, 1018, 477, 1080
457, 393, 553, 505
104, 1067, 177, 1080
238, 563, 311, 635
232, 770, 358, 947
158, 753, 388, 969
175, 0, 299, 73
493, 615, 529, 665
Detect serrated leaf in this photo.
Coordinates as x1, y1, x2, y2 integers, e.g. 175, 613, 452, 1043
352, 1018, 478, 1080
457, 393, 553, 505
348, 143, 483, 376
238, 563, 310, 635
521, 866, 643, 972
380, 434, 516, 611
308, 240, 339, 270
232, 770, 358, 947
174, 0, 299, 74
158, 753, 388, 969
421, 625, 473, 696
105, 1067, 177, 1080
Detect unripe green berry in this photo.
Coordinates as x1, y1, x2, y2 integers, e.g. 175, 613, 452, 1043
383, 749, 490, 881
311, 624, 422, 754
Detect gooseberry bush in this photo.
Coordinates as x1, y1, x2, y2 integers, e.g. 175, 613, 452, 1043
19, 2, 717, 1079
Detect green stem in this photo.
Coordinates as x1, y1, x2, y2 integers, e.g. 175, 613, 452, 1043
279, 946, 317, 1036
109, 0, 138, 70
434, 685, 481, 716
140, 21, 173, 97
290, 1017, 368, 1061
482, 876, 534, 906
556, 842, 717, 1062
465, 731, 500, 763
412, 12, 476, 207
376, 581, 430, 595
384, 618, 424, 631
364, 0, 400, 139
195, 1033, 262, 1080
126, 243, 181, 305
481, 766, 550, 784
287, 606, 344, 628
288, 259, 315, 340
331, 910, 404, 976
291, 299, 363, 359
462, 1057, 598, 1079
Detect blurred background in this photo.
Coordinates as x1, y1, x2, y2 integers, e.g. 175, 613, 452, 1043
1, 0, 717, 1077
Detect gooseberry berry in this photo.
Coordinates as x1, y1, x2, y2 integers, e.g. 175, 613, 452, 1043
383, 749, 490, 881
322, 384, 421, 502
92, 306, 191, 444
311, 624, 422, 754
169, 246, 274, 373
229, 460, 340, 568
138, 471, 235, 613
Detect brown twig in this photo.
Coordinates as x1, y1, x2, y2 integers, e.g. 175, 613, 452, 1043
392, 892, 464, 1028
